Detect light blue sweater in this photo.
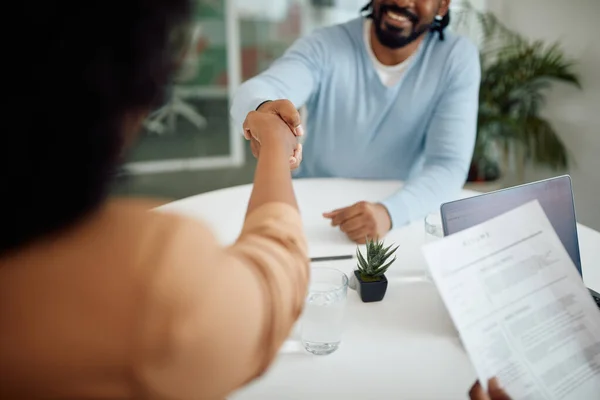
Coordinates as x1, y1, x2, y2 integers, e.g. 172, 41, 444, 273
231, 18, 480, 228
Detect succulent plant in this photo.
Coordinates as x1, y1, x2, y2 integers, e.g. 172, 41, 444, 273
356, 238, 399, 282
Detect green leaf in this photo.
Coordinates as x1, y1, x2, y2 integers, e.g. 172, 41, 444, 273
522, 116, 568, 169
380, 244, 400, 266
458, 1, 580, 172
374, 256, 396, 277
355, 240, 399, 277
356, 248, 369, 273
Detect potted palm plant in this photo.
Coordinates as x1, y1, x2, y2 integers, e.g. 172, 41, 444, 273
458, 4, 581, 185
354, 238, 399, 303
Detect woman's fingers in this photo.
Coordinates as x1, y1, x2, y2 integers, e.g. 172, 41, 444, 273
469, 379, 511, 400
469, 381, 489, 400
290, 143, 303, 170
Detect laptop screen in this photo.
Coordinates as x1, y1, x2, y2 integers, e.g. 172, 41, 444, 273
440, 176, 582, 275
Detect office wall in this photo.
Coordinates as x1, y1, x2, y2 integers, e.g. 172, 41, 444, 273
489, 0, 600, 230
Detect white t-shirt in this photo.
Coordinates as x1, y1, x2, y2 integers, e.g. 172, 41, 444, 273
363, 19, 415, 87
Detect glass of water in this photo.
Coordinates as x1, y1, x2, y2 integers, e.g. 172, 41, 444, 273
423, 213, 444, 280
425, 213, 444, 242
301, 268, 348, 355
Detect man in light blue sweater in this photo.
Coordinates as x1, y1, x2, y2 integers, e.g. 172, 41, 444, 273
231, 0, 480, 243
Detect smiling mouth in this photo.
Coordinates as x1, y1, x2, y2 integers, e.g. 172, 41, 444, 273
384, 10, 413, 27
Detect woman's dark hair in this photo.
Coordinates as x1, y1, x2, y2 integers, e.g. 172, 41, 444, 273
1, 0, 192, 254
360, 1, 451, 40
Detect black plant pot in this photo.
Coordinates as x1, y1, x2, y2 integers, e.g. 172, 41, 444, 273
355, 270, 388, 303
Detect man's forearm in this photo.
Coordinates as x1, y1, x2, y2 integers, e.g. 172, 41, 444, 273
380, 162, 469, 228
231, 32, 325, 134
383, 39, 480, 228
231, 78, 281, 134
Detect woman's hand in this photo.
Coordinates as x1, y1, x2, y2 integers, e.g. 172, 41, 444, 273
243, 111, 299, 167
244, 111, 299, 213
244, 100, 303, 170
469, 378, 511, 400
250, 137, 303, 170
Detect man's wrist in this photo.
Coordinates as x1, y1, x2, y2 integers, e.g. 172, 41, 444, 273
255, 100, 272, 111
376, 202, 393, 230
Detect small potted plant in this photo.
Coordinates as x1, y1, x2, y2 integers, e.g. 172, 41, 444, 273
354, 238, 399, 303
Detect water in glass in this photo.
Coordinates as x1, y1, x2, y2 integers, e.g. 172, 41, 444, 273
301, 268, 348, 355
423, 213, 444, 280
425, 212, 444, 242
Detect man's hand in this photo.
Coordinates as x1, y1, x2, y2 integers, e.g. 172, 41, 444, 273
323, 202, 392, 244
242, 111, 297, 156
246, 99, 304, 170
469, 379, 511, 400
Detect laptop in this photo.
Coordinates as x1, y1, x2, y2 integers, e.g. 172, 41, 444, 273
440, 175, 600, 309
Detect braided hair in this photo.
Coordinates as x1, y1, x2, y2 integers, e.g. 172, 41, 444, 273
360, 1, 450, 41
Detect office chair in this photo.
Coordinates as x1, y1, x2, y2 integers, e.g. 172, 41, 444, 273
144, 23, 207, 135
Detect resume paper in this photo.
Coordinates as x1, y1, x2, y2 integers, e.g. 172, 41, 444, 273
423, 200, 600, 400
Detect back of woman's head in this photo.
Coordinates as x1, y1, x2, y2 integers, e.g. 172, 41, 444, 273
1, 0, 192, 254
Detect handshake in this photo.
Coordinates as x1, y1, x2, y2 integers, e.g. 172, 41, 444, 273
242, 99, 304, 170
243, 99, 392, 244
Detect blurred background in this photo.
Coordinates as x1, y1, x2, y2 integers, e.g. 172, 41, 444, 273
113, 0, 600, 231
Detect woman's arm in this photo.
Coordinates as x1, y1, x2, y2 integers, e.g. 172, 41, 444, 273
137, 114, 309, 400
244, 111, 298, 214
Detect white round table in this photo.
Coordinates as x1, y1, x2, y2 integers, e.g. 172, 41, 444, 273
159, 178, 600, 400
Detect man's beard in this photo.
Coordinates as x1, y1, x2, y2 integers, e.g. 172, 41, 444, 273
371, 4, 432, 49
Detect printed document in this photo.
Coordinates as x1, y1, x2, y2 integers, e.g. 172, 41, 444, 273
423, 200, 600, 399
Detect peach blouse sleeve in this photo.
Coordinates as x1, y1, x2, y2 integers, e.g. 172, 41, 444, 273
136, 203, 310, 400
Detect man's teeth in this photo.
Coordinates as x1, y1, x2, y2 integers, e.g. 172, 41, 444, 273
387, 11, 409, 22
